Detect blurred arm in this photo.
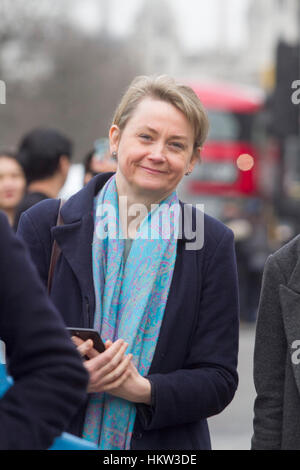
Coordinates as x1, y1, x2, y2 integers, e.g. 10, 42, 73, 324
251, 255, 286, 450
0, 212, 88, 449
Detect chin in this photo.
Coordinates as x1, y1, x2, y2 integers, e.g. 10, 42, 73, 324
135, 178, 165, 192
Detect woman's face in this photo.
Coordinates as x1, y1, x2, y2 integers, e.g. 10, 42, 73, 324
0, 157, 26, 211
110, 97, 200, 200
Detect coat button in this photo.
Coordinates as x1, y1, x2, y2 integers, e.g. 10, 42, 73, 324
133, 432, 143, 440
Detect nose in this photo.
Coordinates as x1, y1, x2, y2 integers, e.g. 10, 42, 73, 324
148, 142, 166, 162
2, 177, 15, 190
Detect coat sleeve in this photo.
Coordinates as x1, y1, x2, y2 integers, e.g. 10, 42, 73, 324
251, 254, 287, 450
137, 228, 239, 430
0, 213, 88, 449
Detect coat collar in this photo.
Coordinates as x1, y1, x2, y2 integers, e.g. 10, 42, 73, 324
51, 172, 201, 322
58, 171, 199, 244
60, 172, 114, 224
50, 172, 203, 335
50, 173, 114, 325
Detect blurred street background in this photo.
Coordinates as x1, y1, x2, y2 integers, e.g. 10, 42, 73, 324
1, 0, 300, 449
208, 323, 256, 450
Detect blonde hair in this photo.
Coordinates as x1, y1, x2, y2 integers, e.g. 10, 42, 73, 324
112, 75, 209, 153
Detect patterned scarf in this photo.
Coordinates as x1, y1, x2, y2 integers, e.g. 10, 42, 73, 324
83, 175, 179, 449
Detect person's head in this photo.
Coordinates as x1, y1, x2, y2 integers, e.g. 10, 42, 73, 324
109, 75, 209, 200
83, 148, 117, 186
0, 149, 26, 221
17, 128, 73, 187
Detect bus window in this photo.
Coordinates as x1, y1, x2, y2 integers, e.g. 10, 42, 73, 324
191, 161, 238, 184
207, 110, 254, 142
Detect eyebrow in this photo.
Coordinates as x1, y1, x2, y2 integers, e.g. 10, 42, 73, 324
141, 126, 189, 141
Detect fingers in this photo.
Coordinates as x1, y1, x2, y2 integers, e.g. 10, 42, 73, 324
88, 356, 133, 394
72, 336, 95, 358
90, 352, 133, 389
85, 339, 134, 393
100, 365, 132, 393
72, 336, 106, 359
85, 340, 129, 379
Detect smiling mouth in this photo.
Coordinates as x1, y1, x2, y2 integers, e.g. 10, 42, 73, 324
140, 166, 166, 174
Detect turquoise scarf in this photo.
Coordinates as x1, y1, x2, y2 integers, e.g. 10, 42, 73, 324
83, 175, 179, 449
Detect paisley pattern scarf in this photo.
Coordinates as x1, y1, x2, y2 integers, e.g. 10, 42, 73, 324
83, 175, 179, 449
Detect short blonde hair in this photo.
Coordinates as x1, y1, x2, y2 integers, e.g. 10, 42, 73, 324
112, 75, 209, 152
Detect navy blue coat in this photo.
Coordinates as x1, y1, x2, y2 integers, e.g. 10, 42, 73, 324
0, 211, 88, 449
17, 172, 239, 450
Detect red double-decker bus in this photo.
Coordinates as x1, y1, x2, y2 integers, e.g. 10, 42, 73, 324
179, 81, 275, 218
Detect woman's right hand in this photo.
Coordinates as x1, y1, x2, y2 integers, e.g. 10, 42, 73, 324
72, 337, 132, 394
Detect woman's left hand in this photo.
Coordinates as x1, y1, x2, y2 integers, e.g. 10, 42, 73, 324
104, 340, 152, 405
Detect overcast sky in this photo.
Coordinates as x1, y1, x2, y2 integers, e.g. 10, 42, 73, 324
71, 0, 250, 52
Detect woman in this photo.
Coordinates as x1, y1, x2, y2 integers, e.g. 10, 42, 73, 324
252, 237, 300, 449
17, 75, 239, 450
0, 150, 26, 227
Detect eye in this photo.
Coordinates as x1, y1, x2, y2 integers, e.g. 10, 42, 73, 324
170, 142, 184, 150
139, 134, 152, 141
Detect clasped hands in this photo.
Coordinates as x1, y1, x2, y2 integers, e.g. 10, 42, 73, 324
71, 337, 151, 405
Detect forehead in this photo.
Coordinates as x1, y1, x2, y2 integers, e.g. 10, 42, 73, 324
0, 157, 22, 173
126, 98, 193, 135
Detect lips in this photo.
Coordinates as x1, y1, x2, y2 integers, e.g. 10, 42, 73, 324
140, 166, 166, 175
4, 192, 16, 199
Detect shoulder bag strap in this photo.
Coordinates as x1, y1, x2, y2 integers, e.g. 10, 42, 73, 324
47, 199, 65, 295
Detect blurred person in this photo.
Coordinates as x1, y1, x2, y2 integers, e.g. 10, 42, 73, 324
0, 150, 26, 228
252, 235, 300, 449
0, 211, 88, 449
83, 148, 117, 185
14, 128, 72, 229
17, 75, 239, 450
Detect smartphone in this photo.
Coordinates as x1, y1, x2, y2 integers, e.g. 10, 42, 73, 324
67, 327, 105, 353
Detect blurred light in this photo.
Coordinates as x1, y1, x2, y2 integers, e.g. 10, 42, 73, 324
286, 182, 300, 199
236, 153, 254, 171
274, 223, 295, 243
226, 218, 252, 241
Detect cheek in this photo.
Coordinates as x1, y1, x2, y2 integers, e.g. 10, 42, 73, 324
11, 179, 23, 191
169, 158, 187, 177
118, 148, 141, 171
15, 180, 25, 194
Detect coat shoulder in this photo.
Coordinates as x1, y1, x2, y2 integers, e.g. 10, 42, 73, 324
17, 198, 61, 251
182, 203, 233, 247
20, 198, 60, 232
270, 234, 300, 280
203, 211, 233, 244
180, 203, 234, 260
23, 198, 60, 225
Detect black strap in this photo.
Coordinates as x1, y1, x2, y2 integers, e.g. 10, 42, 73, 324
47, 199, 65, 295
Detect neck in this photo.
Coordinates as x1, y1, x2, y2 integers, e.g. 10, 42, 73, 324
4, 208, 15, 227
28, 176, 62, 199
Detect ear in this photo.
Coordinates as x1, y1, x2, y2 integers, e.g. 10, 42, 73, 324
59, 155, 71, 177
109, 125, 121, 155
187, 147, 201, 174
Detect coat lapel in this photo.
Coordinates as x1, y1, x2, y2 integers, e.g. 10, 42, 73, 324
280, 261, 300, 394
52, 213, 95, 306
50, 172, 114, 326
